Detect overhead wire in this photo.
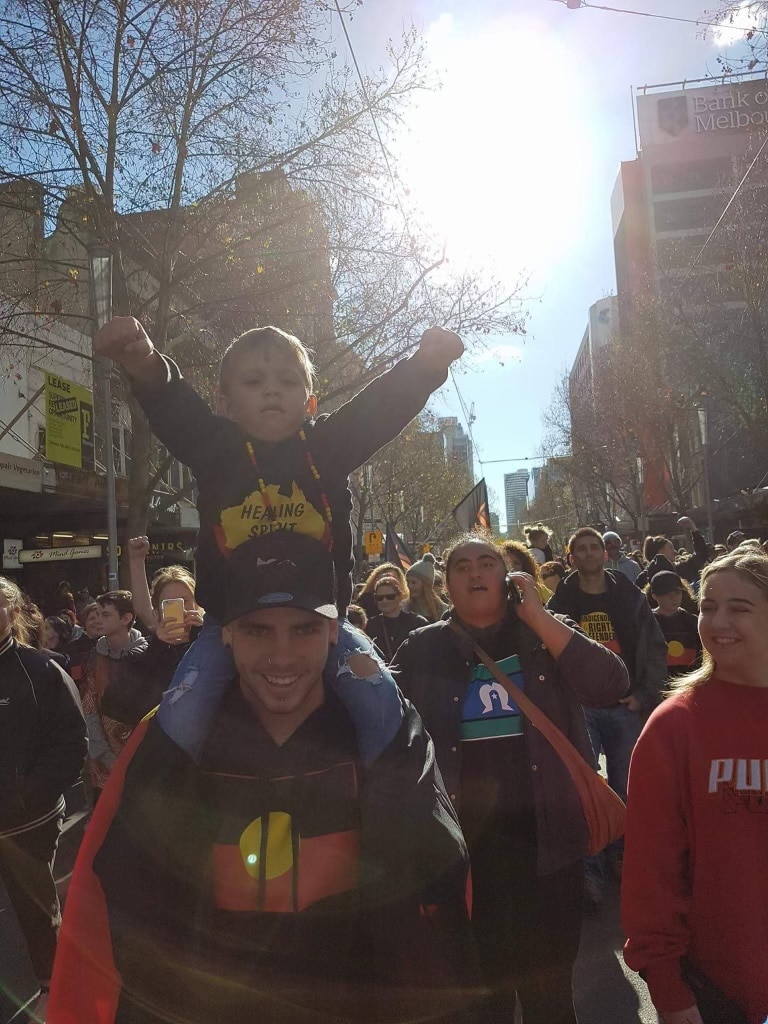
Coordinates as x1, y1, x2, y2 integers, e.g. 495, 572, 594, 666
332, 0, 482, 470
546, 0, 768, 35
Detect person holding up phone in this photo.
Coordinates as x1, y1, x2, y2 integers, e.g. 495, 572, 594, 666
393, 534, 628, 1024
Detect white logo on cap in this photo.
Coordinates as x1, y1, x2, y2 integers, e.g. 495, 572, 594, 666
257, 592, 294, 604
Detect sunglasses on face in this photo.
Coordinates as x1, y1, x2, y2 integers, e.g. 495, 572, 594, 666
375, 592, 399, 602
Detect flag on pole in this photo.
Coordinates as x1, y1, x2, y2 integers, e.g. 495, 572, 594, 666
452, 479, 491, 533
385, 522, 415, 571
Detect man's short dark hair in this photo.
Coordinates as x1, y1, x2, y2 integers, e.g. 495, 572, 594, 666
97, 590, 135, 623
567, 527, 605, 553
219, 326, 315, 393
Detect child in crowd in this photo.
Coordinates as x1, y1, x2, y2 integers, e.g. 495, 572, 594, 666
95, 317, 464, 763
650, 570, 702, 679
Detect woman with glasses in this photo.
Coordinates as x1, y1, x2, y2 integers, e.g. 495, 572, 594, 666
365, 575, 428, 664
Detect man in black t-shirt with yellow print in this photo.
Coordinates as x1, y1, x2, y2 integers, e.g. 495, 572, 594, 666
548, 527, 667, 906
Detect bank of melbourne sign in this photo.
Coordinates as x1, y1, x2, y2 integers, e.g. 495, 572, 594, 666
45, 372, 95, 471
638, 80, 768, 147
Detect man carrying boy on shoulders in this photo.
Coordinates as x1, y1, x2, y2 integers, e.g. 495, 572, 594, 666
49, 532, 477, 1024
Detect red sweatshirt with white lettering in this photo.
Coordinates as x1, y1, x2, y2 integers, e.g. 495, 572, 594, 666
622, 678, 768, 1024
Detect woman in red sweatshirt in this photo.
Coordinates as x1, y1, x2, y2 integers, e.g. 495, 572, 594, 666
622, 549, 768, 1024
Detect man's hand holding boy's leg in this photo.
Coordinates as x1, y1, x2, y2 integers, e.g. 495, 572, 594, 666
94, 316, 166, 389
416, 326, 465, 371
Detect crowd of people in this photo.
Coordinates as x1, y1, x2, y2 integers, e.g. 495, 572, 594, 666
1, 311, 766, 1024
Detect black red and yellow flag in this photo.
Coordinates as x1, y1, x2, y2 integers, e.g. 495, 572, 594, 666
384, 522, 415, 571
452, 479, 491, 533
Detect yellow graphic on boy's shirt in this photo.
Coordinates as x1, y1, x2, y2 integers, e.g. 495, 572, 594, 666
219, 482, 325, 552
579, 611, 622, 654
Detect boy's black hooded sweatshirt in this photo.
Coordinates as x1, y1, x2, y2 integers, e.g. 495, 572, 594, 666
134, 353, 449, 618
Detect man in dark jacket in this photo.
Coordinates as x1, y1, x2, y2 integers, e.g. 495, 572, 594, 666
393, 535, 628, 1024
49, 534, 476, 1024
0, 586, 87, 1020
547, 527, 667, 905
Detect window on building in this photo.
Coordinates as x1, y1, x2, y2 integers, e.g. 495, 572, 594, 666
654, 195, 724, 233
650, 158, 733, 195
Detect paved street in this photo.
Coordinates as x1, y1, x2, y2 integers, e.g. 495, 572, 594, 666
2, 820, 655, 1024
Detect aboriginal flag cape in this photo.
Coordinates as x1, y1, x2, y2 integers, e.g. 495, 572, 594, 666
49, 704, 478, 1024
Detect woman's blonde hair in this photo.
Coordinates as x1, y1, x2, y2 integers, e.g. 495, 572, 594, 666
669, 549, 768, 695
500, 540, 543, 583
0, 576, 31, 645
149, 565, 197, 611
405, 569, 446, 622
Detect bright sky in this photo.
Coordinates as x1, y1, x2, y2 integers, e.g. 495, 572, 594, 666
337, 0, 755, 529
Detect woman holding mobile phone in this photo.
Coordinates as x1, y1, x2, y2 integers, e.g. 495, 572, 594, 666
393, 534, 628, 1024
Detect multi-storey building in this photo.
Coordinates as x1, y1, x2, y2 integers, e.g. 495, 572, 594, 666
612, 76, 768, 510
504, 469, 530, 534
438, 416, 474, 480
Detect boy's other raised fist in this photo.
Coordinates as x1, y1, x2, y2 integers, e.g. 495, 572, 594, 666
417, 327, 465, 369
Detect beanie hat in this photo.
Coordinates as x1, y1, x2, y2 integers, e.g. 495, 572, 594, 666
407, 552, 436, 586
602, 531, 622, 545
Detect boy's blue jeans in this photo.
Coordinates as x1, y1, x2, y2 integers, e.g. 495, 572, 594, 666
156, 614, 403, 766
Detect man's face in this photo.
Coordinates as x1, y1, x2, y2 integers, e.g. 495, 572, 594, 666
98, 603, 133, 640
569, 537, 607, 575
223, 607, 338, 737
219, 346, 317, 442
604, 539, 621, 561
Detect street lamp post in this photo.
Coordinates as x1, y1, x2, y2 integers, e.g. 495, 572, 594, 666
87, 243, 118, 588
698, 406, 715, 543
636, 456, 646, 536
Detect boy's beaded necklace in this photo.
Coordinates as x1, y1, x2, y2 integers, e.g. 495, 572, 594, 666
245, 428, 334, 546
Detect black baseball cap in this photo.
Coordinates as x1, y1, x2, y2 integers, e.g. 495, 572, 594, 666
650, 570, 684, 596
727, 531, 745, 547
221, 532, 338, 625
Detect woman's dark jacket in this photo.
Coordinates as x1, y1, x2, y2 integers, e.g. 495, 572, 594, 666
636, 530, 709, 588
367, 611, 428, 663
0, 637, 88, 835
393, 613, 629, 876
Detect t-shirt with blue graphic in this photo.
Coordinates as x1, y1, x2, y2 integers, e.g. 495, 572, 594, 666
461, 654, 525, 743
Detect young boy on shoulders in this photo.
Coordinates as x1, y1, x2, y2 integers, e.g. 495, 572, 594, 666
95, 318, 463, 762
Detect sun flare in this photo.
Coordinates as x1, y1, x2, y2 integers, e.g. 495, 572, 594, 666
397, 14, 594, 285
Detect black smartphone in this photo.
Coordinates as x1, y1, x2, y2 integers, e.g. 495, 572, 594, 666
506, 574, 523, 606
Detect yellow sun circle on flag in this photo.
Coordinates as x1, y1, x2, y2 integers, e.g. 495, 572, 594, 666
239, 812, 293, 879
668, 640, 685, 658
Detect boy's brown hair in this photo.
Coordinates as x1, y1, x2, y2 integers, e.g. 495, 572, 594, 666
97, 590, 135, 624
219, 326, 315, 393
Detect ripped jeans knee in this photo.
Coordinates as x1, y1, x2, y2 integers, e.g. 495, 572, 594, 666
325, 619, 403, 765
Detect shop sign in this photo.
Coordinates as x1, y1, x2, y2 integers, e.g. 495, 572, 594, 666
0, 453, 43, 493
3, 538, 23, 569
19, 544, 102, 563
44, 372, 95, 471
47, 466, 129, 505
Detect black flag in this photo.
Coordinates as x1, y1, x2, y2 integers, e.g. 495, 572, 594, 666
452, 479, 491, 533
385, 523, 415, 571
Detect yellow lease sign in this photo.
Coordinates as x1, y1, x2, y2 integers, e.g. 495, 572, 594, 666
364, 530, 383, 556
45, 373, 95, 470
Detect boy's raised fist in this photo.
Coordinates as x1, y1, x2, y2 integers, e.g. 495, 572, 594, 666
94, 316, 156, 378
418, 326, 465, 368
